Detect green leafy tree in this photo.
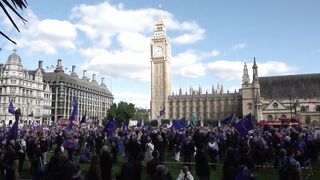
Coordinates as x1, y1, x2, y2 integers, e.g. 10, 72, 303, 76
106, 103, 117, 120
117, 101, 135, 124
106, 101, 136, 125
133, 108, 149, 121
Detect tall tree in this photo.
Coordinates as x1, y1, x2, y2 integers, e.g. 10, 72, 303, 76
106, 101, 136, 124
0, 0, 28, 44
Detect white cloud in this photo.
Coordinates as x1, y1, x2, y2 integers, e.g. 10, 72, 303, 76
207, 60, 295, 81
170, 49, 222, 79
180, 63, 207, 79
81, 47, 150, 82
72, 1, 205, 82
117, 31, 150, 52
207, 60, 244, 81
3, 10, 77, 54
231, 43, 246, 50
113, 91, 150, 108
258, 61, 296, 76
171, 22, 205, 44
210, 49, 220, 57
172, 50, 201, 68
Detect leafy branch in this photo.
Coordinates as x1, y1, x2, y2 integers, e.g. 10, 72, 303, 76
0, 0, 28, 45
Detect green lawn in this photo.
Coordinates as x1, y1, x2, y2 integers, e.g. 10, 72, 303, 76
18, 149, 319, 180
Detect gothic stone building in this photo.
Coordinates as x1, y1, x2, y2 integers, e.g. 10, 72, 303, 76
150, 18, 320, 125
0, 50, 52, 125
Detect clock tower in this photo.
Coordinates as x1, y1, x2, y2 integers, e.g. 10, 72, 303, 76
150, 16, 172, 120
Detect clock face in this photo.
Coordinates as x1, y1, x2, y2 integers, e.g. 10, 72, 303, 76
153, 46, 163, 57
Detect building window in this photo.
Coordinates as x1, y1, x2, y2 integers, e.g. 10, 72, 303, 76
306, 105, 309, 112
273, 102, 278, 109
316, 105, 320, 112
248, 103, 253, 110
301, 106, 306, 112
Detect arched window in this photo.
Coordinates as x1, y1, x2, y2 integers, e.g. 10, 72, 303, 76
248, 103, 253, 110
301, 106, 306, 112
273, 102, 278, 109
268, 115, 273, 121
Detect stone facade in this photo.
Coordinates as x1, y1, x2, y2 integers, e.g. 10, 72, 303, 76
168, 88, 242, 121
150, 17, 172, 120
150, 18, 320, 124
43, 60, 113, 124
0, 50, 52, 125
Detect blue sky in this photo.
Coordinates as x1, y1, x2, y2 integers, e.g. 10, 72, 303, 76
0, 0, 320, 108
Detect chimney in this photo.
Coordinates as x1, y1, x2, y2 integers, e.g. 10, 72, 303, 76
57, 59, 62, 68
54, 59, 64, 73
70, 65, 78, 77
92, 73, 96, 81
83, 70, 88, 79
72, 65, 76, 73
38, 61, 43, 69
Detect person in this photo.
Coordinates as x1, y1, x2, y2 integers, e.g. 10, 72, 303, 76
194, 144, 210, 180
174, 136, 182, 162
16, 137, 26, 171
234, 165, 256, 180
85, 155, 102, 180
152, 164, 172, 180
111, 138, 119, 163
145, 136, 154, 162
79, 144, 91, 163
117, 154, 143, 180
46, 147, 82, 180
222, 148, 238, 180
207, 137, 219, 169
176, 165, 194, 180
182, 135, 195, 170
155, 135, 167, 161
40, 134, 48, 164
100, 145, 113, 180
2, 141, 19, 180
147, 150, 162, 179
280, 149, 302, 180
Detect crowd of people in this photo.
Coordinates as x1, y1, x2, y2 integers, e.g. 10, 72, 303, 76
1, 120, 320, 180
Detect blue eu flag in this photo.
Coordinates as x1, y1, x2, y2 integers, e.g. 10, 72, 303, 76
8, 100, 15, 114
172, 117, 187, 130
234, 113, 254, 136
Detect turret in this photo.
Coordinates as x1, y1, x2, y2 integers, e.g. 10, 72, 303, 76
242, 63, 250, 85
252, 57, 258, 82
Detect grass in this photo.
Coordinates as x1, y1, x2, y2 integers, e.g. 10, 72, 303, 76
17, 148, 320, 180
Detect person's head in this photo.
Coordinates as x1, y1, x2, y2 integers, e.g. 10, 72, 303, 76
182, 166, 189, 174
225, 147, 237, 162
100, 145, 109, 154
279, 148, 287, 158
152, 150, 159, 159
237, 165, 251, 177
287, 148, 295, 158
156, 164, 169, 176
